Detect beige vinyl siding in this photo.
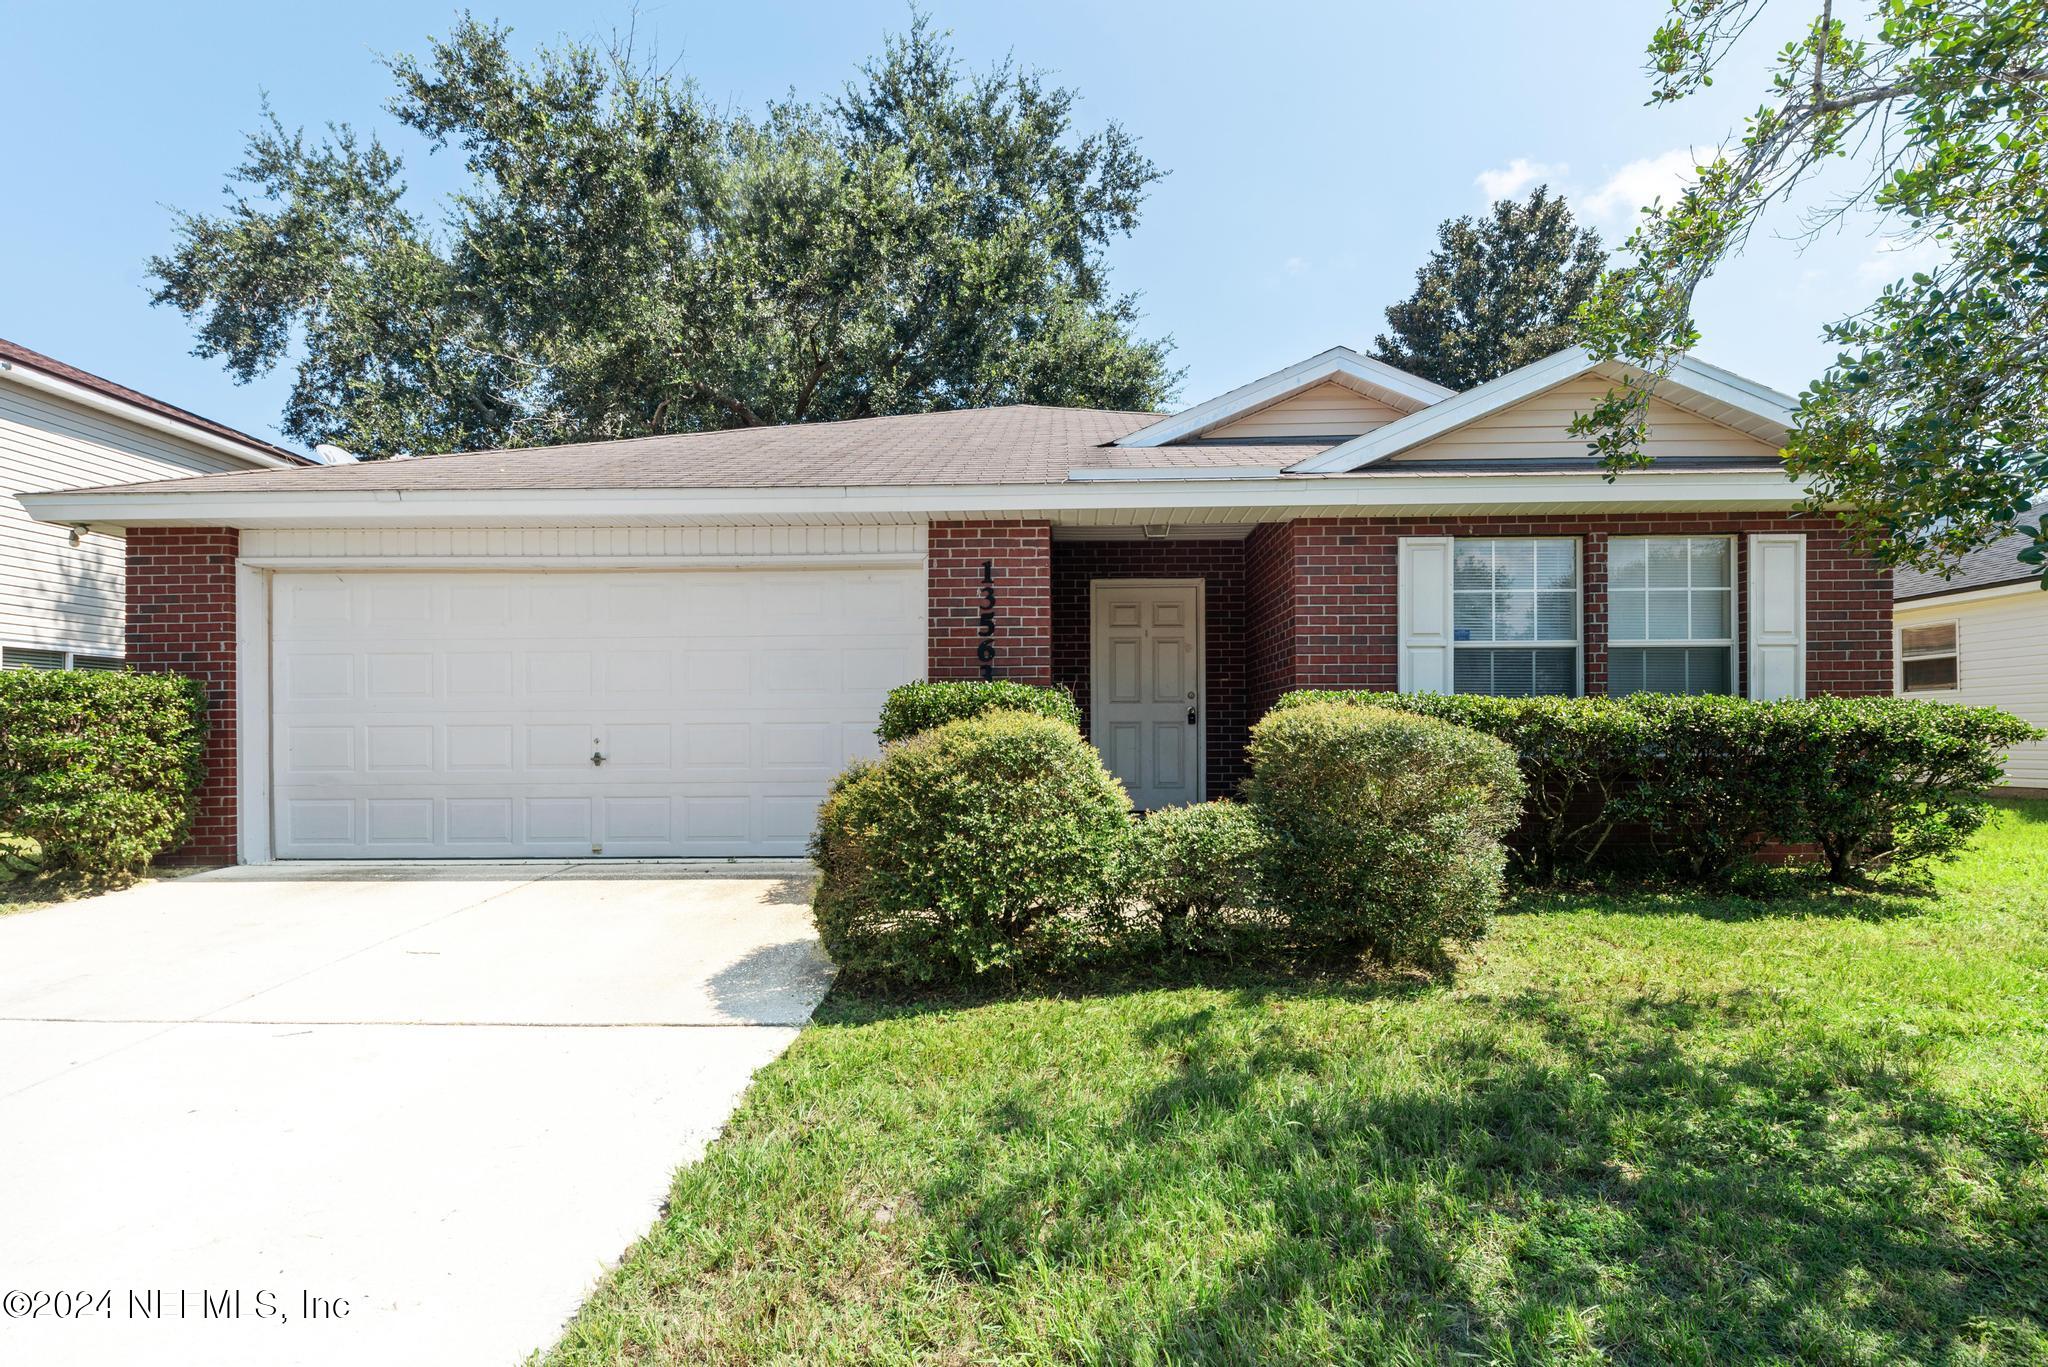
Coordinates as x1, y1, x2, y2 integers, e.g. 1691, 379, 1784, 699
1390, 376, 1784, 463
1200, 381, 1407, 440
1, 383, 257, 655
1896, 592, 2048, 788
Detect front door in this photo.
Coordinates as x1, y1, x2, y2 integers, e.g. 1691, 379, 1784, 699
1089, 579, 1203, 809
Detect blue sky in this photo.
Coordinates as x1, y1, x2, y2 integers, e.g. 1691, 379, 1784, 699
2, 0, 1923, 452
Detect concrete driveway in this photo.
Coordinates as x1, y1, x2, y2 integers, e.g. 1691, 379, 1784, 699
0, 862, 832, 1367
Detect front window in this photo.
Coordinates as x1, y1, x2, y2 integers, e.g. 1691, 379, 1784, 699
1608, 536, 1735, 696
1453, 538, 1580, 696
1899, 622, 1959, 692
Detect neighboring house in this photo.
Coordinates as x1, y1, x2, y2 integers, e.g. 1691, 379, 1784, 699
0, 338, 305, 670
1894, 504, 2048, 795
22, 344, 1892, 864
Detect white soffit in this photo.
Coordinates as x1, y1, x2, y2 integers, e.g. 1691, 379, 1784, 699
1112, 346, 1454, 448
1285, 347, 1797, 474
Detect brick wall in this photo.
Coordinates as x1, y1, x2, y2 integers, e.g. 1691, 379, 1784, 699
927, 521, 1053, 684
1051, 538, 1249, 799
1284, 513, 1891, 699
1244, 521, 1298, 724
126, 527, 239, 864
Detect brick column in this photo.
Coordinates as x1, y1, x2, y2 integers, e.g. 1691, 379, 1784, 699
927, 521, 1053, 684
127, 527, 239, 864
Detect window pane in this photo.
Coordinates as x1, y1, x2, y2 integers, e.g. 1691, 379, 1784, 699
1610, 590, 1646, 641
1903, 657, 1958, 691
1457, 648, 1576, 697
1685, 647, 1733, 694
1, 647, 66, 671
72, 655, 125, 672
1648, 539, 1690, 588
1646, 589, 1691, 640
1690, 538, 1731, 588
1494, 540, 1535, 590
1537, 590, 1575, 641
1454, 591, 1494, 642
1454, 545, 1494, 592
1454, 649, 1492, 695
1610, 538, 1648, 588
1901, 623, 1957, 657
1611, 646, 1733, 697
1531, 648, 1576, 695
1690, 589, 1731, 640
1494, 591, 1536, 641
1537, 540, 1577, 590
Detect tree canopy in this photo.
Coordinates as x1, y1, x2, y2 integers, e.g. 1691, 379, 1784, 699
150, 16, 1179, 456
1371, 187, 1606, 391
1576, 0, 2048, 582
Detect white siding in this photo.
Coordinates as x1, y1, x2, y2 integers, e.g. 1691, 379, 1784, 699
1200, 381, 1406, 440
241, 524, 926, 562
1390, 376, 1783, 463
1, 384, 257, 654
1897, 592, 2048, 789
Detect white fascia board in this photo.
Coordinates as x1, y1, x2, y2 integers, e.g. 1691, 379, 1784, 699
1112, 346, 1453, 448
1289, 347, 1799, 475
0, 361, 300, 470
1287, 347, 1596, 473
1895, 578, 2042, 610
1066, 466, 1285, 481
19, 469, 1811, 529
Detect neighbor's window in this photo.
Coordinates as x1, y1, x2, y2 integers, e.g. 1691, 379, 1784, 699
1, 647, 125, 672
1608, 536, 1736, 696
1452, 538, 1579, 696
1900, 622, 1959, 692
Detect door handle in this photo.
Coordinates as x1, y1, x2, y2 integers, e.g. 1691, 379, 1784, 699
1186, 707, 1198, 725
591, 750, 607, 767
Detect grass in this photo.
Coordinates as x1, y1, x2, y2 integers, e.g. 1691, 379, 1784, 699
546, 803, 2048, 1366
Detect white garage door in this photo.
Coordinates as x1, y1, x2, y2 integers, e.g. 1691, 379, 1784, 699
269, 568, 923, 858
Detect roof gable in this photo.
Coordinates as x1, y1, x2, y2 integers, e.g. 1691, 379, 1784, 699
1113, 347, 1452, 448
1285, 347, 1795, 473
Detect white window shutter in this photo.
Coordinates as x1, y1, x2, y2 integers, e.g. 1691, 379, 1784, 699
1398, 536, 1456, 693
1747, 532, 1807, 699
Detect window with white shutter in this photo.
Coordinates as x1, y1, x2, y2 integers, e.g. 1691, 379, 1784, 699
1449, 538, 1580, 696
1609, 536, 1736, 695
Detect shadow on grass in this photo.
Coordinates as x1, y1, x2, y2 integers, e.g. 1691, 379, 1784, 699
1502, 874, 1937, 924
912, 984, 2048, 1364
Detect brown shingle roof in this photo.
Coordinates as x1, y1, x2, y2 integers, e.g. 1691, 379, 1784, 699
0, 337, 309, 465
50, 405, 1329, 495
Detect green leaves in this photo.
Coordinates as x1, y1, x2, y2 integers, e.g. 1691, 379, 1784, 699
1578, 0, 2048, 582
1372, 187, 1607, 391
151, 15, 1178, 455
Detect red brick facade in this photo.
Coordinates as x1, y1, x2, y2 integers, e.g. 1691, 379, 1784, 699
1279, 514, 1891, 699
1051, 539, 1249, 799
127, 527, 239, 864
927, 521, 1054, 684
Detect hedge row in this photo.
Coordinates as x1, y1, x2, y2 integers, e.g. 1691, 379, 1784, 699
875, 680, 1081, 743
1272, 691, 2039, 883
815, 702, 1521, 987
0, 670, 207, 876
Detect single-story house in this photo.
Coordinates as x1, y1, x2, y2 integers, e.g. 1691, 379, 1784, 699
22, 344, 1892, 864
1, 337, 307, 671
1894, 504, 2048, 795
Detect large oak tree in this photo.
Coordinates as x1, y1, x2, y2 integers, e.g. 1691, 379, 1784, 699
150, 16, 1179, 455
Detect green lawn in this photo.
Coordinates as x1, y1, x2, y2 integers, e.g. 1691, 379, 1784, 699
547, 803, 2048, 1366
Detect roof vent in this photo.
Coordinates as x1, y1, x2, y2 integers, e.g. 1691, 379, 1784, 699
312, 444, 360, 465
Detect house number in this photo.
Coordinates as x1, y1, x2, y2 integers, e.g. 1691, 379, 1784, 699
978, 559, 997, 679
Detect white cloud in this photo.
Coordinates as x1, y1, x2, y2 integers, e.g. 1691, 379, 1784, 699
1855, 235, 1946, 284
1475, 157, 1568, 201
1282, 255, 1310, 277
1584, 149, 1700, 223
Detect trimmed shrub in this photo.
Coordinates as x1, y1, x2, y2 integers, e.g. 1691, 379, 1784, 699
875, 680, 1081, 743
1272, 690, 2040, 884
812, 712, 1131, 985
1120, 800, 1265, 950
0, 670, 206, 876
1246, 702, 1524, 966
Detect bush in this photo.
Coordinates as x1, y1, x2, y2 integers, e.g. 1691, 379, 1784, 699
1273, 690, 2040, 884
0, 670, 206, 876
811, 712, 1130, 985
1246, 702, 1524, 966
1120, 800, 1265, 950
876, 680, 1082, 744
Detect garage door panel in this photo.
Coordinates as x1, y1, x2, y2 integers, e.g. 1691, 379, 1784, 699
271, 569, 921, 857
